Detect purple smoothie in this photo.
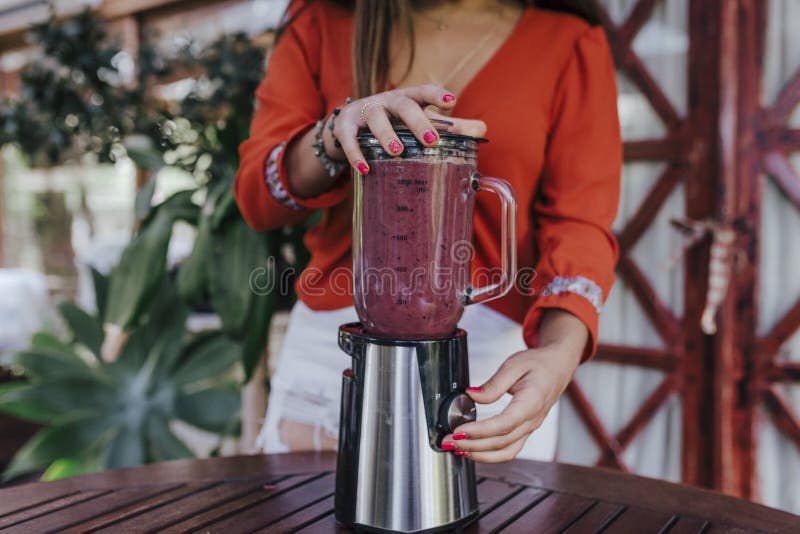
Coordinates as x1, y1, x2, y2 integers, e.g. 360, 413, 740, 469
353, 159, 476, 339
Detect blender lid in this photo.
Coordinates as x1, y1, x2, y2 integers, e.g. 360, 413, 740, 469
357, 118, 488, 144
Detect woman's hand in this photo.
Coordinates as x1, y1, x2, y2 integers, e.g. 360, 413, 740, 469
323, 84, 487, 173
440, 309, 587, 463
286, 83, 485, 198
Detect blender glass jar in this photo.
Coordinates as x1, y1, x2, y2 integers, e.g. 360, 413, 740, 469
352, 121, 517, 340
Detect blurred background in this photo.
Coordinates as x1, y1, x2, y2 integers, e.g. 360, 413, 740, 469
0, 0, 799, 518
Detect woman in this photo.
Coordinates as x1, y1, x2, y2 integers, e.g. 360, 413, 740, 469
236, 0, 621, 463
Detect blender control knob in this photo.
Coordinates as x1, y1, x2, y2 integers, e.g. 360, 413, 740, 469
439, 393, 477, 434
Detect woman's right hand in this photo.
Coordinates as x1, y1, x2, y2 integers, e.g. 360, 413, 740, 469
323, 83, 487, 174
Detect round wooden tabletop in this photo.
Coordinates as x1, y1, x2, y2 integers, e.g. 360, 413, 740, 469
0, 452, 796, 533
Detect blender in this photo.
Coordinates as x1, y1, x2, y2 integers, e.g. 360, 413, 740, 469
336, 121, 517, 533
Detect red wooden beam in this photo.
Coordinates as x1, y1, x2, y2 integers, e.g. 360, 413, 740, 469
595, 344, 679, 371
564, 382, 628, 471
760, 128, 800, 151
616, 255, 682, 346
590, 0, 617, 33
756, 296, 800, 362
617, 53, 683, 132
619, 0, 660, 46
711, 0, 765, 500
761, 386, 800, 453
763, 69, 800, 128
764, 361, 800, 383
623, 138, 683, 161
596, 0, 682, 132
761, 150, 800, 211
616, 375, 678, 449
617, 163, 682, 252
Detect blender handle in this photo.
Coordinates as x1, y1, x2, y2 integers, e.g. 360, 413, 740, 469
465, 173, 517, 306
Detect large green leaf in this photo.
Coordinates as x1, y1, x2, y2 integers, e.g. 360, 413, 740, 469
176, 207, 212, 307
239, 289, 276, 382
173, 333, 241, 387
58, 301, 103, 359
30, 332, 80, 358
105, 190, 196, 329
0, 378, 115, 417
106, 426, 145, 469
90, 267, 109, 321
175, 387, 239, 434
10, 350, 91, 381
146, 414, 193, 462
104, 211, 171, 329
208, 216, 269, 336
116, 278, 187, 372
133, 170, 157, 222
0, 382, 59, 423
41, 457, 94, 481
2, 416, 112, 481
210, 188, 237, 229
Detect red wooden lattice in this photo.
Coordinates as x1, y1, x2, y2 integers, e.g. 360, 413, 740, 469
565, 0, 720, 486
574, 0, 800, 500
722, 0, 800, 500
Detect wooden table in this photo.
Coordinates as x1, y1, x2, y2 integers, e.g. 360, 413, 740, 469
0, 452, 797, 533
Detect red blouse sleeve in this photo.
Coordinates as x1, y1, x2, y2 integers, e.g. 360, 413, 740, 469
235, 2, 349, 231
522, 26, 622, 360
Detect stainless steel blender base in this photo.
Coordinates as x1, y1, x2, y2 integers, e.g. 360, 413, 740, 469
335, 323, 479, 534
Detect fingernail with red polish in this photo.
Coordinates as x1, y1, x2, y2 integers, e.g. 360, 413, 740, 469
454, 450, 470, 457
357, 162, 369, 174
423, 130, 438, 144
440, 442, 456, 451
466, 386, 482, 393
453, 432, 469, 440
442, 93, 456, 103
388, 139, 403, 153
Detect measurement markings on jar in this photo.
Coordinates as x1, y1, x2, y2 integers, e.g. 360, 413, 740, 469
396, 205, 410, 212
414, 178, 428, 193
391, 234, 408, 241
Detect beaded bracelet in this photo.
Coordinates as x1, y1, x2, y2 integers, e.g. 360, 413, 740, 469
312, 97, 352, 177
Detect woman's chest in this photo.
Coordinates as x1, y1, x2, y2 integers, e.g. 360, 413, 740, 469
319, 33, 559, 204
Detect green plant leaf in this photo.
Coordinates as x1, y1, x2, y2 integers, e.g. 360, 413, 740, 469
175, 208, 211, 307
57, 301, 103, 359
124, 136, 165, 172
239, 289, 276, 382
29, 332, 80, 358
174, 332, 241, 387
2, 378, 116, 416
104, 212, 171, 329
106, 426, 145, 469
10, 350, 91, 381
105, 190, 196, 329
210, 188, 236, 229
116, 278, 187, 372
208, 216, 268, 336
41, 457, 93, 481
2, 416, 112, 481
134, 170, 157, 222
175, 387, 239, 434
90, 267, 109, 321
146, 414, 193, 461
0, 382, 59, 422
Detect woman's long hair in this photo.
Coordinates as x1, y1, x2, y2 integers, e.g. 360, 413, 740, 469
280, 1, 601, 98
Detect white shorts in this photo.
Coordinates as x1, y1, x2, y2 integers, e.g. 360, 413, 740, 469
258, 301, 559, 461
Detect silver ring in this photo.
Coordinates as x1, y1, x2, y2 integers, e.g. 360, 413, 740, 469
360, 100, 385, 124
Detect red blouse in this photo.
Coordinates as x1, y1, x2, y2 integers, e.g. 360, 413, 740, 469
235, 1, 622, 358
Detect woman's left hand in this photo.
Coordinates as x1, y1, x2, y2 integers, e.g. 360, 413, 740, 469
441, 309, 587, 463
